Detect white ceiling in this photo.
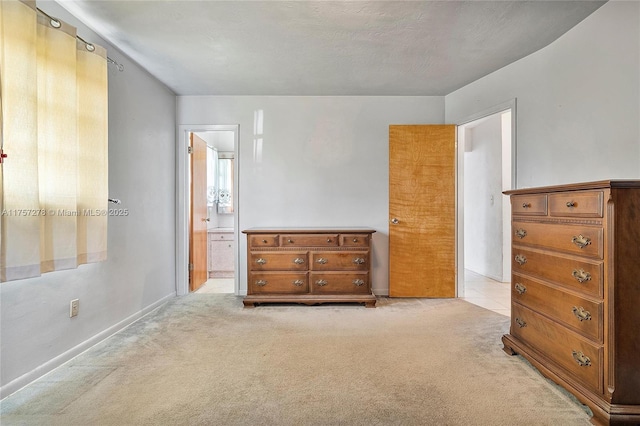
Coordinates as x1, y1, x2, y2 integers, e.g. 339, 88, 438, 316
58, 0, 606, 96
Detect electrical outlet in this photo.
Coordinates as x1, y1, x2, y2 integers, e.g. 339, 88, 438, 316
70, 299, 79, 318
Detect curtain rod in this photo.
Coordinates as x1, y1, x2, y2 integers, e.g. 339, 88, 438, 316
36, 7, 124, 72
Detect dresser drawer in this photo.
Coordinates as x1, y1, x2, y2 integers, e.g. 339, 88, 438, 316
512, 274, 603, 342
280, 234, 339, 247
512, 303, 602, 392
249, 272, 308, 294
310, 272, 370, 294
339, 234, 370, 247
549, 191, 603, 218
512, 246, 603, 297
249, 234, 279, 247
512, 222, 603, 259
249, 252, 308, 271
512, 194, 547, 216
310, 252, 369, 271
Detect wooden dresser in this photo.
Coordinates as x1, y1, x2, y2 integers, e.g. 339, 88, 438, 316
502, 180, 640, 425
242, 228, 376, 308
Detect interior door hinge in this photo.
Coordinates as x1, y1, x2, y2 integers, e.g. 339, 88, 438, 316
188, 263, 194, 271
187, 146, 193, 154
0, 148, 7, 163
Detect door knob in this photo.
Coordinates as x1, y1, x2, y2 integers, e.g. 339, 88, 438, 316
202, 217, 210, 222
390, 218, 399, 224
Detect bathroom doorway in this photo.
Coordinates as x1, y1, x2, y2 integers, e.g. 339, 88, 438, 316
176, 124, 239, 296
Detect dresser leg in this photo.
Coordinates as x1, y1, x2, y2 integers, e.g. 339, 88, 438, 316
364, 300, 376, 308
502, 335, 517, 355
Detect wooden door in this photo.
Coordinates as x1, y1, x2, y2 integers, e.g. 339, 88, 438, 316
189, 133, 208, 292
389, 125, 456, 297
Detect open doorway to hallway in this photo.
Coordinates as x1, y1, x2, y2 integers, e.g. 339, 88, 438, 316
456, 102, 515, 315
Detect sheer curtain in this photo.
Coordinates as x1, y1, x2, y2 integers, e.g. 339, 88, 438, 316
0, 0, 108, 282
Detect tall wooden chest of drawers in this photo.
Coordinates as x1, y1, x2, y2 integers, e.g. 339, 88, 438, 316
242, 228, 376, 308
502, 180, 640, 425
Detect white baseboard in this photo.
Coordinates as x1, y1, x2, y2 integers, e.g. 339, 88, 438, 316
0, 292, 176, 400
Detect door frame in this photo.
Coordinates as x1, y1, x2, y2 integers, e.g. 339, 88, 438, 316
176, 124, 240, 296
455, 99, 517, 297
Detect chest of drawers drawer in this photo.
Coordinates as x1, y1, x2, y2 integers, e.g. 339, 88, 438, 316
511, 303, 602, 392
280, 234, 339, 247
511, 194, 547, 216
512, 246, 603, 297
548, 191, 604, 218
249, 272, 308, 294
512, 274, 603, 342
249, 252, 308, 271
310, 252, 369, 271
310, 272, 370, 294
512, 222, 603, 259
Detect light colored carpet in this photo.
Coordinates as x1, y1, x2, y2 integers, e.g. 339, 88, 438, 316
1, 295, 591, 425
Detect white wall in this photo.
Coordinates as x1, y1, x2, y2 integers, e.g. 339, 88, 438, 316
0, 2, 177, 396
177, 96, 445, 296
446, 1, 640, 187
464, 114, 503, 281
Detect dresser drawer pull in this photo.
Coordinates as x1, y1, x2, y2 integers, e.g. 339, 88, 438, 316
255, 280, 267, 286
292, 280, 304, 286
514, 283, 527, 294
326, 238, 332, 243
316, 258, 328, 265
572, 306, 592, 321
515, 228, 527, 239
293, 258, 305, 265
287, 239, 294, 243
572, 350, 591, 367
566, 201, 576, 208
353, 238, 359, 242
353, 279, 365, 286
316, 279, 328, 286
515, 318, 527, 328
571, 235, 591, 249
262, 239, 268, 243
572, 269, 592, 283
353, 258, 366, 265
515, 254, 527, 265
522, 202, 531, 209
256, 258, 267, 265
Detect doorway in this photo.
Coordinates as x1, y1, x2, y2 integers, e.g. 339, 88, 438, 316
456, 100, 516, 314
176, 125, 239, 296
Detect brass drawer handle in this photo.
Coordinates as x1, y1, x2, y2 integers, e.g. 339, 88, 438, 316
566, 201, 576, 208
352, 238, 358, 243
287, 239, 294, 243
292, 280, 304, 286
515, 228, 527, 239
515, 318, 527, 328
572, 350, 591, 367
514, 283, 527, 295
572, 306, 592, 321
571, 235, 591, 249
293, 258, 305, 265
316, 279, 328, 286
326, 238, 332, 243
316, 258, 328, 264
255, 280, 267, 286
522, 202, 531, 209
261, 239, 268, 243
515, 254, 527, 266
353, 279, 365, 286
353, 258, 366, 265
572, 269, 592, 283
256, 258, 267, 265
